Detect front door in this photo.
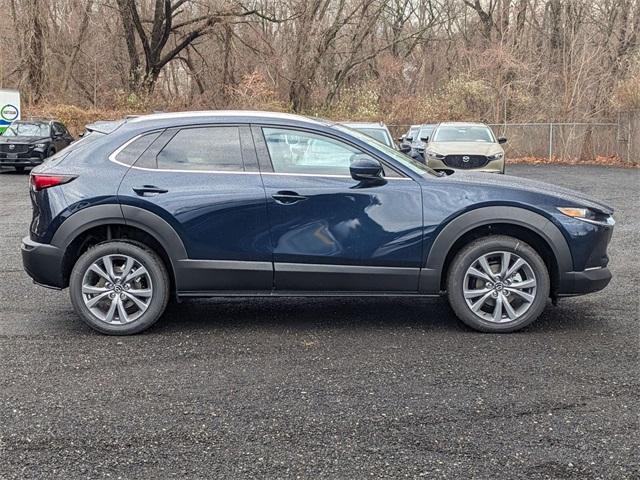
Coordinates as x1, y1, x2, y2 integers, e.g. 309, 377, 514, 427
117, 124, 272, 292
254, 126, 423, 292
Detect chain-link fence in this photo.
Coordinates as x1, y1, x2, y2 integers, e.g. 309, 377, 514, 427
389, 112, 639, 164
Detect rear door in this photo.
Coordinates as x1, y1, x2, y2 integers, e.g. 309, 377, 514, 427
117, 124, 272, 293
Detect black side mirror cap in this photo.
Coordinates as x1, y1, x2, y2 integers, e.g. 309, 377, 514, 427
420, 136, 429, 142
350, 155, 384, 183
498, 136, 507, 144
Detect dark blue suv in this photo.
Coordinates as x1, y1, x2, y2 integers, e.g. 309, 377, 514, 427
21, 111, 614, 335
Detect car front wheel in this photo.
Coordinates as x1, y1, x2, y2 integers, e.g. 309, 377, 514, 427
69, 241, 170, 335
446, 235, 550, 332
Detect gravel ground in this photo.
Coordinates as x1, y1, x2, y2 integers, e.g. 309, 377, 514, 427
0, 164, 638, 479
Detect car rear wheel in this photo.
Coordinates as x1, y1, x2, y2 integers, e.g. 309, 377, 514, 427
69, 241, 170, 335
446, 235, 550, 332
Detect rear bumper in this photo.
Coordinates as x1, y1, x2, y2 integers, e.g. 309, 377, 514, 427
21, 236, 66, 289
557, 267, 612, 297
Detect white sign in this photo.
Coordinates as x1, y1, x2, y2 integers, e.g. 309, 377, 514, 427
0, 89, 21, 133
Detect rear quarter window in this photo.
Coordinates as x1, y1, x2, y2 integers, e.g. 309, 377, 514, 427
115, 131, 162, 166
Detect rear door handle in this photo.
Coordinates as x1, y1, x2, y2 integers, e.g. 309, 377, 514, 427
132, 185, 169, 196
272, 191, 308, 205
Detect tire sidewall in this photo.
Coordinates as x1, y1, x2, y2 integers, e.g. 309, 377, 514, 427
69, 241, 169, 335
447, 236, 550, 333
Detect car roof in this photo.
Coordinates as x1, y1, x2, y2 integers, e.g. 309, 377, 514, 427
127, 110, 331, 129
437, 122, 489, 128
13, 118, 53, 124
340, 122, 388, 129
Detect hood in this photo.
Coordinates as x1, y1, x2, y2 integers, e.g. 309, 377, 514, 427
447, 171, 614, 214
0, 136, 49, 144
429, 141, 503, 156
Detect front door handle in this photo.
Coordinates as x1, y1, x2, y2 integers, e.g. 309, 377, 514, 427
272, 190, 308, 205
132, 185, 169, 196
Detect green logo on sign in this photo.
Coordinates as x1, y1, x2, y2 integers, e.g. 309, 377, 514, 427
1, 104, 19, 122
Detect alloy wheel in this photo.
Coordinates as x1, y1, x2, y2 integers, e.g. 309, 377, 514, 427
462, 250, 537, 323
81, 254, 153, 324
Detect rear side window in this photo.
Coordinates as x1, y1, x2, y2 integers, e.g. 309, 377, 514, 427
115, 132, 162, 166
156, 126, 243, 171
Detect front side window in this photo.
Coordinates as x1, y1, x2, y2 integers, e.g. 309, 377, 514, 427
157, 126, 243, 171
263, 128, 360, 176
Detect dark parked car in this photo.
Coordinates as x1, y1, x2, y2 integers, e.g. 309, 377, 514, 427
22, 111, 614, 335
0, 119, 74, 172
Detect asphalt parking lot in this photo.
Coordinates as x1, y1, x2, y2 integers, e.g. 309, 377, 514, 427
0, 164, 638, 479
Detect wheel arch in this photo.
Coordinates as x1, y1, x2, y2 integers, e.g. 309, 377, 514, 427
52, 204, 186, 290
420, 206, 573, 295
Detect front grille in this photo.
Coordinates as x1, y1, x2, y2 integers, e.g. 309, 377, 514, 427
444, 154, 488, 169
0, 144, 29, 154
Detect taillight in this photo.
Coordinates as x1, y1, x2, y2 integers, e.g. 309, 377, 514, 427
30, 174, 76, 191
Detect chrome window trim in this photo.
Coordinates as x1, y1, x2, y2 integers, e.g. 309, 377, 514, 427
108, 133, 412, 180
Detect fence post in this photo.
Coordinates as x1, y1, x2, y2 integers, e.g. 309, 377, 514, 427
548, 123, 553, 161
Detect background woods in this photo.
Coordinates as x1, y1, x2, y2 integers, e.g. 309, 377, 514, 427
0, 0, 639, 125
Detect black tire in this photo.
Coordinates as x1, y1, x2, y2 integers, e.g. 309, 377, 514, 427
69, 241, 170, 335
15, 166, 25, 173
446, 235, 550, 333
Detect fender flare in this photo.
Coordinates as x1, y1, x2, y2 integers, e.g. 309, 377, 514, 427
51, 204, 188, 261
420, 206, 573, 293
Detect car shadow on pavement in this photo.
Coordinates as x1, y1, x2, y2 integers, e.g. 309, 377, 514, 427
146, 296, 602, 335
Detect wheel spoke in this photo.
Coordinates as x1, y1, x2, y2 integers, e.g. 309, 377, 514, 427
127, 288, 152, 298
89, 263, 110, 282
464, 287, 492, 299
102, 256, 117, 280
509, 278, 536, 289
104, 297, 118, 322
121, 257, 135, 280
85, 291, 111, 308
501, 294, 518, 320
82, 285, 109, 295
468, 267, 493, 282
124, 292, 148, 311
116, 297, 129, 323
470, 291, 493, 312
492, 294, 504, 322
506, 288, 535, 303
505, 258, 525, 279
478, 256, 496, 280
500, 252, 511, 278
125, 266, 149, 283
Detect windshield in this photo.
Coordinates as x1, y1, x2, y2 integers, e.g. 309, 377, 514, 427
408, 126, 419, 138
417, 125, 435, 141
433, 125, 495, 143
2, 122, 49, 137
333, 124, 440, 177
353, 127, 392, 146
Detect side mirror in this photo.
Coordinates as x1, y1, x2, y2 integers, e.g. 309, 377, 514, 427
405, 136, 413, 142
350, 155, 384, 183
420, 136, 429, 142
498, 136, 507, 144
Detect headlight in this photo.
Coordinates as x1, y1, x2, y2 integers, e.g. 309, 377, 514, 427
426, 150, 445, 159
34, 143, 47, 149
487, 152, 504, 161
557, 207, 614, 226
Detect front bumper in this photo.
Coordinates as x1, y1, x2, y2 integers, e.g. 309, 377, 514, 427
21, 236, 66, 289
0, 156, 45, 168
427, 157, 505, 173
557, 267, 612, 296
